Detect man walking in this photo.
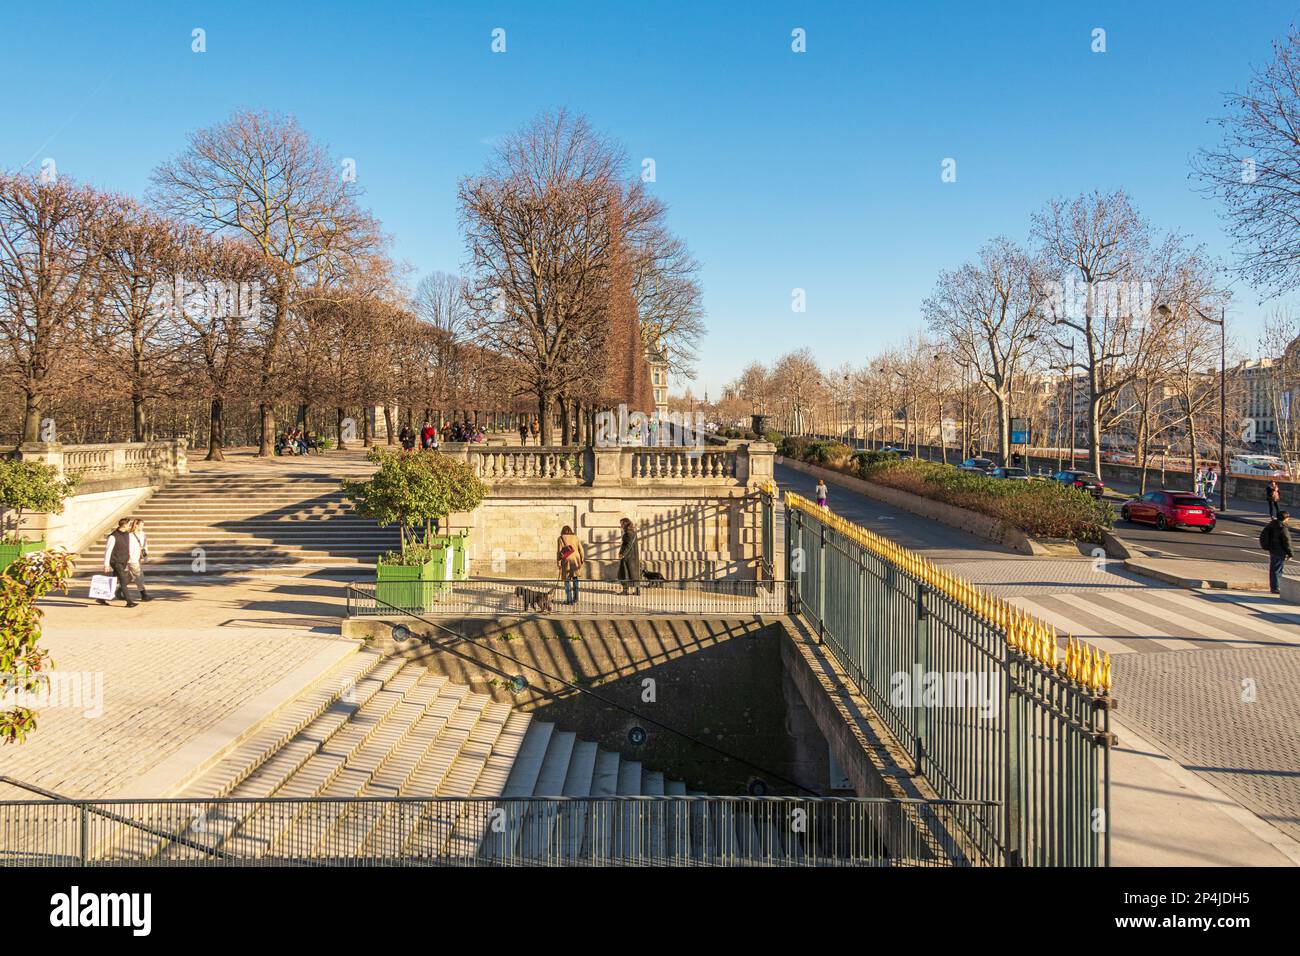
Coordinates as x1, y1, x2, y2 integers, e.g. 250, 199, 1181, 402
1262, 510, 1294, 595
1268, 480, 1281, 519
100, 518, 144, 607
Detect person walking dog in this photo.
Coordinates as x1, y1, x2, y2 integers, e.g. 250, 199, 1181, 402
557, 525, 584, 605
99, 518, 145, 607
1262, 510, 1294, 594
618, 517, 642, 596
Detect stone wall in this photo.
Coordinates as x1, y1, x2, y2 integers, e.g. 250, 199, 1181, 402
443, 440, 776, 580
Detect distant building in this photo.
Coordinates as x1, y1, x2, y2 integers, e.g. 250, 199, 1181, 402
647, 347, 669, 416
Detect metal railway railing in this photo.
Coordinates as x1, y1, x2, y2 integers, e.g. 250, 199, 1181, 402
0, 793, 996, 867
780, 491, 1113, 867
346, 577, 786, 618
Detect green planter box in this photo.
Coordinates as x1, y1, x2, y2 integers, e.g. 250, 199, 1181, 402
373, 530, 471, 612
375, 556, 453, 613
0, 538, 46, 576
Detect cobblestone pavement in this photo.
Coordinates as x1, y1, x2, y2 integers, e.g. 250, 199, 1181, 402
1113, 646, 1300, 843
2, 570, 356, 799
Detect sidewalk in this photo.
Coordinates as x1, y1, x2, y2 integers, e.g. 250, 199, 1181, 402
5, 569, 359, 800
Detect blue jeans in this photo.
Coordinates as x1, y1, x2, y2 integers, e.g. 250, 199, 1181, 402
563, 577, 579, 604
1269, 554, 1288, 592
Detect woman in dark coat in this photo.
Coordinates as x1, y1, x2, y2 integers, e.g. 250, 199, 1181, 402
618, 517, 642, 595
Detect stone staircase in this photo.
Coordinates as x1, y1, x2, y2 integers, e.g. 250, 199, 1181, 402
145, 650, 715, 864
76, 464, 399, 576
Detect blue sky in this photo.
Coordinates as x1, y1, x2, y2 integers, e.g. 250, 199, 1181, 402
3, 1, 1297, 396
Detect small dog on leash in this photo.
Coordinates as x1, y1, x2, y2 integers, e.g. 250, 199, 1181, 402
642, 570, 666, 588
514, 585, 554, 613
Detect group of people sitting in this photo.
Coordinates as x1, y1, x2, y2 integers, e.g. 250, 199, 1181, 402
399, 420, 487, 451
276, 428, 321, 456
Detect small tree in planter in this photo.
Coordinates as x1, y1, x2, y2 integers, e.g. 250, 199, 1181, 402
1, 548, 74, 744
0, 459, 80, 572
342, 448, 487, 611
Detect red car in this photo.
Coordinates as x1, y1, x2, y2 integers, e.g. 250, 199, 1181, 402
1119, 491, 1216, 532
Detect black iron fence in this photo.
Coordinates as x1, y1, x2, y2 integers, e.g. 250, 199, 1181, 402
784, 492, 1112, 866
346, 577, 786, 618
0, 794, 996, 867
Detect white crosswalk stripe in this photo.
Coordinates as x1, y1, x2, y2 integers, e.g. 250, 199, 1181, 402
1013, 589, 1300, 654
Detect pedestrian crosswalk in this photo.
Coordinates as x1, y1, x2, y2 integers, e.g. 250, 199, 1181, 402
1011, 588, 1300, 654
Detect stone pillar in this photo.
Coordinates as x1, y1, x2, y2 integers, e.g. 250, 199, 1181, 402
16, 442, 65, 477
741, 441, 776, 490
590, 445, 623, 487
172, 438, 189, 476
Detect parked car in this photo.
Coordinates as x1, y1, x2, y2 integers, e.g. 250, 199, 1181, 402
959, 457, 996, 473
1050, 469, 1105, 498
1120, 491, 1216, 532
1101, 450, 1137, 465
990, 466, 1031, 481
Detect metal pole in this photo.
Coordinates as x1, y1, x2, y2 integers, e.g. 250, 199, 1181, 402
1069, 340, 1076, 468
1220, 309, 1228, 512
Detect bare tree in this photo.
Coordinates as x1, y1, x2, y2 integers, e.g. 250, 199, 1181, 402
458, 110, 660, 444
151, 109, 374, 455
0, 174, 111, 442
1195, 28, 1300, 297
923, 237, 1047, 462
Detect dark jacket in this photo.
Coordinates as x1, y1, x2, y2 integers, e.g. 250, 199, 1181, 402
1264, 519, 1294, 558
618, 527, 642, 582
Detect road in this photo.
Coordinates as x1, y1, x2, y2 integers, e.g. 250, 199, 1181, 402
901, 447, 1276, 565
775, 462, 1300, 865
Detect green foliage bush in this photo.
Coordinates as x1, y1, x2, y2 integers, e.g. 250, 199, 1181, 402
0, 459, 80, 543
342, 448, 486, 560
806, 440, 852, 465
858, 459, 1112, 542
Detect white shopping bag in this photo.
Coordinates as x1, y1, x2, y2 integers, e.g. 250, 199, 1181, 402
88, 575, 117, 600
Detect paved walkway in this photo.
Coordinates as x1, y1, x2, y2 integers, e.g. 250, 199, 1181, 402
3, 569, 359, 800
778, 462, 1300, 865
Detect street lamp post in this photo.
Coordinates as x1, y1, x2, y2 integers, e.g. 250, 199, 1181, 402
1158, 302, 1228, 512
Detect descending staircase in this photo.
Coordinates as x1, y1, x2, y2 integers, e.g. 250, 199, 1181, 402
76, 466, 399, 576
151, 651, 712, 865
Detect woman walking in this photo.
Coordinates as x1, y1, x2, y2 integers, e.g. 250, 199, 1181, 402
618, 517, 642, 596
129, 519, 152, 602
557, 525, 584, 605
815, 479, 829, 509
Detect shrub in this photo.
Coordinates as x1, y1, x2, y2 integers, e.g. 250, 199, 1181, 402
778, 435, 810, 460
852, 450, 899, 476
857, 459, 1112, 542
0, 459, 80, 544
806, 440, 852, 466
342, 448, 487, 560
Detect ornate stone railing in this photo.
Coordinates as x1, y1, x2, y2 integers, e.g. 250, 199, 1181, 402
630, 448, 737, 480
17, 440, 188, 485
468, 446, 588, 482
444, 441, 772, 490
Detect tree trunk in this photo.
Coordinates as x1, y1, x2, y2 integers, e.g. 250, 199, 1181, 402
336, 407, 348, 450
1088, 393, 1104, 481
207, 397, 225, 461
21, 390, 42, 443
383, 405, 396, 446
994, 393, 1010, 466
363, 407, 373, 448
538, 390, 552, 445
559, 396, 571, 445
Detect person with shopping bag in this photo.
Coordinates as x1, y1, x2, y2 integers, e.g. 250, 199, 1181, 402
98, 518, 147, 607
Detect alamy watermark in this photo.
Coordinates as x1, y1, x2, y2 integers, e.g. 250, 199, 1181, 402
1, 671, 104, 719
889, 666, 1000, 719
594, 404, 708, 450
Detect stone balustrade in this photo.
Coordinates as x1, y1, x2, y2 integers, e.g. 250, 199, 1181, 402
443, 440, 772, 491
8, 440, 188, 552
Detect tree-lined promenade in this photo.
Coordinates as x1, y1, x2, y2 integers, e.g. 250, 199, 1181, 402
0, 110, 703, 457
713, 28, 1300, 483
